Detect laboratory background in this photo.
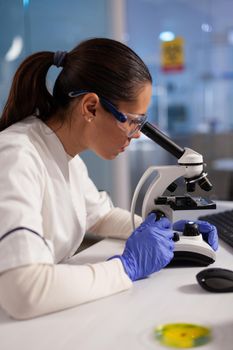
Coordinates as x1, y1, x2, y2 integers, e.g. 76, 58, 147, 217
1, 0, 233, 214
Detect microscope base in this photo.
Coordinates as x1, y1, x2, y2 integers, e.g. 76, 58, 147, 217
168, 251, 215, 267
168, 236, 216, 267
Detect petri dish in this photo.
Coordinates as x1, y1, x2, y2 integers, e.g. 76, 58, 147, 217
154, 323, 211, 348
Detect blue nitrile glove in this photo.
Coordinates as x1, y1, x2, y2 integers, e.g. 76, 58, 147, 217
173, 220, 218, 251
109, 213, 175, 281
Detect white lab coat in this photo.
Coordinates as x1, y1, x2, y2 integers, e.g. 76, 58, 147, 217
0, 116, 113, 274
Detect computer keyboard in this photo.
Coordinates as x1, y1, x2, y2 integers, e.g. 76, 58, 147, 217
198, 210, 233, 248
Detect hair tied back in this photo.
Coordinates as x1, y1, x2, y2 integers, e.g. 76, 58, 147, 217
53, 51, 67, 68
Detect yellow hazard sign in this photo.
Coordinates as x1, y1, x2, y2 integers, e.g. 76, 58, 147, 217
161, 37, 185, 72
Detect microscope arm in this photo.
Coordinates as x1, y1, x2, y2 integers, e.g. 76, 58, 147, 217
131, 165, 185, 230
141, 166, 186, 223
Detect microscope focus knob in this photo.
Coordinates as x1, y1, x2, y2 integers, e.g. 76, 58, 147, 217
183, 222, 200, 236
173, 232, 180, 242
149, 210, 166, 221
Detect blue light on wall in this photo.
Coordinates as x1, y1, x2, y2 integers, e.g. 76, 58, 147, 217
23, 0, 30, 8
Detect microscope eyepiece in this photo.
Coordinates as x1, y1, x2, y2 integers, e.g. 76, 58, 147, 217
141, 122, 185, 159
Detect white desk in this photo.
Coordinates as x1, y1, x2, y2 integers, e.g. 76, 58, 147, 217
0, 201, 233, 350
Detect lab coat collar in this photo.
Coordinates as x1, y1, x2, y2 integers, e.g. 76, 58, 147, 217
31, 117, 71, 183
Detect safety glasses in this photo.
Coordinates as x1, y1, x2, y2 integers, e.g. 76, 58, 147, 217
68, 90, 147, 138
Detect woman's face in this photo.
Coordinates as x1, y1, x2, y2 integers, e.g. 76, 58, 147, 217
87, 83, 152, 160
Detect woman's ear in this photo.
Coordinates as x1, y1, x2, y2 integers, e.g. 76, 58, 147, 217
81, 93, 99, 122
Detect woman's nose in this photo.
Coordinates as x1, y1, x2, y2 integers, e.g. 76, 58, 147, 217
131, 130, 141, 139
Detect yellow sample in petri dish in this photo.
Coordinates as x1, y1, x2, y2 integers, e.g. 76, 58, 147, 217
154, 323, 211, 348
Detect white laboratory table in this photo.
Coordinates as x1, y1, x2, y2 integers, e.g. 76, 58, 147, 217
0, 201, 233, 350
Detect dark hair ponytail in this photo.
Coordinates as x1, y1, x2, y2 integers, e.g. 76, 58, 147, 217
0, 38, 152, 131
0, 51, 55, 131
54, 38, 152, 106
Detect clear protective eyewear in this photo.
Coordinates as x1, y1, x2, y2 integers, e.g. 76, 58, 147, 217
68, 90, 148, 138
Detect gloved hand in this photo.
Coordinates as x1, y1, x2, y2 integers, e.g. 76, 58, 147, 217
173, 220, 218, 251
109, 213, 174, 281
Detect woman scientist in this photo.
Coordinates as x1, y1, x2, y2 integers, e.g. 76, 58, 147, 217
0, 38, 217, 320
